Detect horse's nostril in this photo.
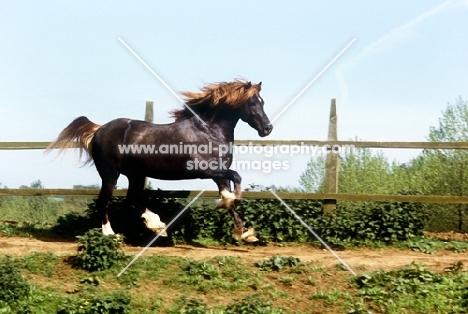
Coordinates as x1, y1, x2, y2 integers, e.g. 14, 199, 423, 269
264, 124, 273, 134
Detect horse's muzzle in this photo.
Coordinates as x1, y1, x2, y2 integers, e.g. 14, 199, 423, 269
259, 124, 273, 137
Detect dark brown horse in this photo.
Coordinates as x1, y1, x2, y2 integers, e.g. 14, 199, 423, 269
47, 80, 273, 241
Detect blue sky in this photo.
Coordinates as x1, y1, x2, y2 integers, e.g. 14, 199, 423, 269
1, 0, 467, 189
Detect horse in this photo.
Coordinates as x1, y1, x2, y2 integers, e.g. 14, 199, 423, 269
46, 80, 273, 242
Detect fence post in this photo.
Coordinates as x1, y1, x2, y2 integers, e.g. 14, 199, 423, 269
145, 101, 154, 123
323, 99, 339, 215
144, 101, 154, 189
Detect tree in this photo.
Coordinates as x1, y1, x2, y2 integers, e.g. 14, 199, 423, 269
73, 184, 100, 189
299, 156, 326, 192
338, 148, 393, 194
417, 96, 468, 231
299, 145, 397, 194
298, 97, 468, 232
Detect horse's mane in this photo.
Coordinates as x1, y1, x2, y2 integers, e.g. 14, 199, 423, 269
170, 79, 261, 121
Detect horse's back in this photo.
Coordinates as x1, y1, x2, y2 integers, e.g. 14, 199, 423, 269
91, 118, 178, 174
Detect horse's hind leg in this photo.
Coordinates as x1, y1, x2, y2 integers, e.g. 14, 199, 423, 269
94, 159, 120, 235
126, 175, 167, 236
98, 176, 119, 235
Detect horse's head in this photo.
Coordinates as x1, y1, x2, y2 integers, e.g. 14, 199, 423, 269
239, 82, 273, 137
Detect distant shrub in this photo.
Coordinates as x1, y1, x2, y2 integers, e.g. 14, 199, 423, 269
52, 212, 91, 237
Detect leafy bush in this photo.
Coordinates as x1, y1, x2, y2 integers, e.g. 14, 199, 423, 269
75, 228, 125, 272
52, 192, 426, 247
0, 256, 30, 303
52, 212, 91, 237
314, 201, 426, 247
87, 291, 131, 314
238, 198, 323, 243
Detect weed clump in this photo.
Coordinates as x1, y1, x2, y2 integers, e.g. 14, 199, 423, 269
0, 256, 30, 303
75, 228, 125, 271
58, 291, 131, 314
255, 256, 304, 271
225, 295, 285, 314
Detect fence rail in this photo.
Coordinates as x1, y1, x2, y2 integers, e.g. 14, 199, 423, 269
2, 188, 468, 204
2, 140, 468, 150
2, 100, 468, 208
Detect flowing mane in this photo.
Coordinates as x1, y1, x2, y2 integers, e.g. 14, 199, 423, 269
171, 80, 261, 121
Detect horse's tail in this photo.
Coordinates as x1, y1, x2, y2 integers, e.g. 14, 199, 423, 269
46, 116, 101, 164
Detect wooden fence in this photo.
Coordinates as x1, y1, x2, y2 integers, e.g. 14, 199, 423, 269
2, 100, 468, 211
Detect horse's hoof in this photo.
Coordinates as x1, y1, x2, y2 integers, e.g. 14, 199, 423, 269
151, 228, 168, 237
243, 235, 259, 242
240, 228, 258, 242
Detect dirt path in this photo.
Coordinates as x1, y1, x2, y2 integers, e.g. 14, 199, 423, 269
1, 236, 467, 274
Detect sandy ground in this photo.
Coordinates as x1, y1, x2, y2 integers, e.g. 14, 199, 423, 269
1, 235, 467, 274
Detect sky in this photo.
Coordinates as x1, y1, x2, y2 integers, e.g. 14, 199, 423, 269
1, 0, 467, 190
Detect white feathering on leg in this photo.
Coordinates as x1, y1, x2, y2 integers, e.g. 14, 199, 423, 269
220, 189, 236, 200
141, 209, 168, 237
102, 221, 115, 235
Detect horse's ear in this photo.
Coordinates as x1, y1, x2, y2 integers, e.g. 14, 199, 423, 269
258, 81, 262, 86
245, 81, 252, 90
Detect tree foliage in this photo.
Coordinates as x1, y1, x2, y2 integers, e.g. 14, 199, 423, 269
299, 97, 468, 232
299, 146, 398, 194
419, 97, 468, 231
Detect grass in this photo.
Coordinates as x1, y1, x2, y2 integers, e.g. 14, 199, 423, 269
1, 195, 468, 312
1, 249, 468, 313
0, 195, 91, 224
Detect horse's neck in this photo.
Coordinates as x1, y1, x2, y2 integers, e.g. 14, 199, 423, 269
198, 115, 239, 143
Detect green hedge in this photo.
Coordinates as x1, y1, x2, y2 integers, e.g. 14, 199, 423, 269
52, 196, 426, 247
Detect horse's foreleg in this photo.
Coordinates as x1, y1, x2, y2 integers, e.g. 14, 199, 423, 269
214, 178, 257, 242
232, 182, 242, 205
230, 170, 242, 201
126, 175, 146, 214
127, 175, 167, 236
227, 203, 258, 242
212, 170, 242, 207
214, 178, 236, 209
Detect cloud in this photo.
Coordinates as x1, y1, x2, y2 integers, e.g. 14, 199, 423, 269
336, 0, 468, 104
359, 0, 466, 60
